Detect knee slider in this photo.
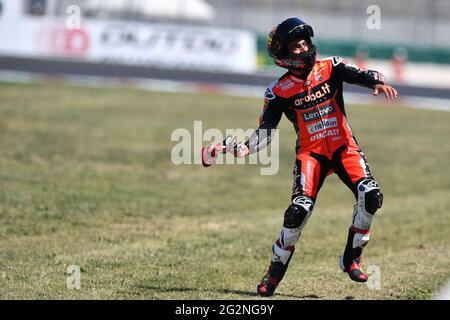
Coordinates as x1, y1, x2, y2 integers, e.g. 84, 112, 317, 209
284, 196, 314, 228
357, 179, 383, 215
366, 189, 383, 214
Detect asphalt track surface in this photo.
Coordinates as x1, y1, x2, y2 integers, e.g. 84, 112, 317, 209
0, 55, 449, 100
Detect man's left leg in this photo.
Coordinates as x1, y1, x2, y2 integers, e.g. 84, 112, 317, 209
334, 145, 383, 282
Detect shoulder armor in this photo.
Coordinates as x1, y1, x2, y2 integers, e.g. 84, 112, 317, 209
329, 56, 344, 66
264, 80, 278, 100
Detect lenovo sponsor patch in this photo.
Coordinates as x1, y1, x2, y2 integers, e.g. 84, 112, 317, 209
301, 104, 336, 122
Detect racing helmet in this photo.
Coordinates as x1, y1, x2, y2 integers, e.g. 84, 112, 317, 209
267, 17, 317, 72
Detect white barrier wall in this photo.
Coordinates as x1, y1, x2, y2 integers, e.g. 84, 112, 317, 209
0, 1, 257, 73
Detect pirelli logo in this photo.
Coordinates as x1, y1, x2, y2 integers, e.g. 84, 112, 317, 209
302, 104, 336, 122
306, 117, 338, 134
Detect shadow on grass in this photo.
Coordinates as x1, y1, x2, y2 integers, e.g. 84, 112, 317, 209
135, 285, 322, 299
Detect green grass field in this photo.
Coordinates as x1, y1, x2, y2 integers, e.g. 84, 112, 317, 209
0, 82, 449, 299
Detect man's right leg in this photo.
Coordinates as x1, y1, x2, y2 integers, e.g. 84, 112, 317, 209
257, 153, 328, 297
256, 196, 314, 296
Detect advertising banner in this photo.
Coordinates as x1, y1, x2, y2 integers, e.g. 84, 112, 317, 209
0, 5, 257, 73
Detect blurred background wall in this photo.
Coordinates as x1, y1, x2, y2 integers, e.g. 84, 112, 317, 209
1, 0, 449, 97
209, 0, 450, 46
41, 0, 450, 46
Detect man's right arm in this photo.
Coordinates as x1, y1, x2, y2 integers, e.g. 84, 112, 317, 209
245, 84, 283, 154
202, 83, 283, 165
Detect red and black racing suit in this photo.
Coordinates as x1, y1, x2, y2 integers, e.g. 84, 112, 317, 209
252, 56, 385, 200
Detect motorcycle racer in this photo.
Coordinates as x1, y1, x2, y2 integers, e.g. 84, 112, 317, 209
202, 17, 398, 297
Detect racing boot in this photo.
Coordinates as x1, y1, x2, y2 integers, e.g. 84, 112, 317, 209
339, 255, 368, 282
257, 247, 294, 297
339, 228, 369, 282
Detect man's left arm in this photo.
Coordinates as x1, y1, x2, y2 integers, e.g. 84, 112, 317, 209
331, 56, 398, 100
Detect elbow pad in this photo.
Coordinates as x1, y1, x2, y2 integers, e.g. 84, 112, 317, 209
246, 123, 277, 154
